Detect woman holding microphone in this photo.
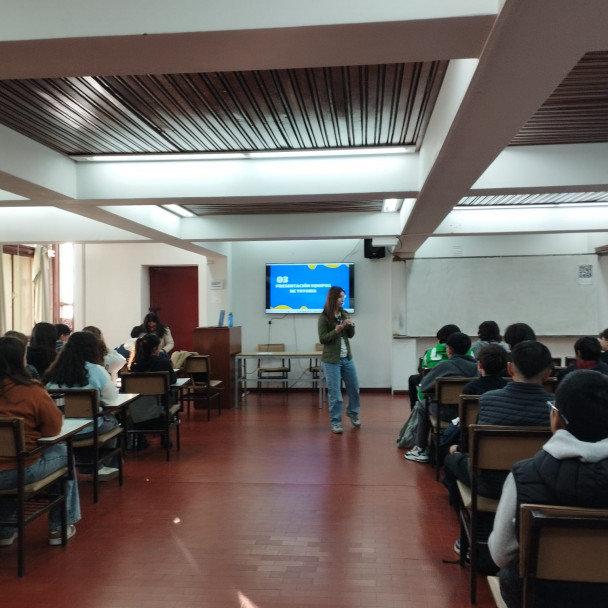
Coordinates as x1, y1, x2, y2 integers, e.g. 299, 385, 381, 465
318, 286, 361, 434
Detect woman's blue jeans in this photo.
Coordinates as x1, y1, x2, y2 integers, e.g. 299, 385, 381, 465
0, 443, 81, 534
323, 358, 360, 426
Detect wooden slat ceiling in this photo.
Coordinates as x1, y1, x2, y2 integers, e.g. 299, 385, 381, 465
0, 62, 447, 156
511, 51, 608, 146
0, 51, 606, 217
458, 191, 608, 207
183, 199, 384, 216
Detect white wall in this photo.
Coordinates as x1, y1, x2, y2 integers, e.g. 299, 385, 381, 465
229, 239, 394, 389
69, 238, 608, 393
79, 242, 211, 350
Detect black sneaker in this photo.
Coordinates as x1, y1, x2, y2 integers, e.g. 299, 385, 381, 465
453, 538, 470, 562
134, 435, 150, 451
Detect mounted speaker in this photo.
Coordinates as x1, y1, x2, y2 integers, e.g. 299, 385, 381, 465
364, 238, 386, 259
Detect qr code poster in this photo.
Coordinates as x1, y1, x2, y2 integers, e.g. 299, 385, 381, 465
578, 264, 593, 285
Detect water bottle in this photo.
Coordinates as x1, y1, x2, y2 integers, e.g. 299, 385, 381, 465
227, 312, 233, 327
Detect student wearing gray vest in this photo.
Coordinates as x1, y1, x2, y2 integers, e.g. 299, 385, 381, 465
489, 370, 608, 608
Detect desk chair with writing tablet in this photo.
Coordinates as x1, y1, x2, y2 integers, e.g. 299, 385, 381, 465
488, 504, 608, 608
182, 355, 223, 420
120, 371, 181, 461
47, 388, 124, 503
429, 377, 476, 480
457, 425, 552, 603
0, 417, 69, 577
257, 343, 290, 391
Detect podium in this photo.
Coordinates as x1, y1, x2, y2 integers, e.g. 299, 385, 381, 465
192, 327, 241, 408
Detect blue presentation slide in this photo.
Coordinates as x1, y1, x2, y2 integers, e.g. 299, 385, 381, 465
267, 264, 352, 313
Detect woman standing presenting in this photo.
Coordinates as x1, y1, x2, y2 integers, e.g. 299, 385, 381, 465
318, 286, 361, 434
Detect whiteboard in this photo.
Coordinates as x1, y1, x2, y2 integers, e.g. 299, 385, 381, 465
404, 255, 598, 336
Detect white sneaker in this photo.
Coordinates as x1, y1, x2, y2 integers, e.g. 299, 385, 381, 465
331, 424, 344, 434
404, 446, 430, 462
48, 524, 76, 546
0, 530, 17, 546
348, 415, 361, 428
98, 466, 119, 482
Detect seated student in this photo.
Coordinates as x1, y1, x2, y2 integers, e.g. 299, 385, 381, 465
127, 333, 177, 450
54, 323, 71, 351
443, 340, 553, 508
488, 370, 608, 608
440, 344, 511, 455
600, 328, 608, 364
0, 336, 81, 546
557, 336, 608, 383
407, 324, 461, 408
82, 325, 127, 382
3, 330, 40, 379
405, 332, 478, 463
470, 320, 510, 359
26, 322, 58, 378
503, 322, 536, 350
462, 343, 510, 395
44, 332, 121, 481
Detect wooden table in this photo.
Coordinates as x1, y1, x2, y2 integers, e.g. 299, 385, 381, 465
234, 351, 323, 409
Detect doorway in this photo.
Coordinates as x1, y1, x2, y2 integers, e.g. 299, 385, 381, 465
149, 266, 198, 352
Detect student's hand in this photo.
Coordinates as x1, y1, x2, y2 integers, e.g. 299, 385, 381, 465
448, 445, 459, 455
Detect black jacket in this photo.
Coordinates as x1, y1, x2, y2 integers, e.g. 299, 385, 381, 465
498, 451, 608, 608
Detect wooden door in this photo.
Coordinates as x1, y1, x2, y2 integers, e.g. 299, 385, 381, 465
149, 266, 198, 352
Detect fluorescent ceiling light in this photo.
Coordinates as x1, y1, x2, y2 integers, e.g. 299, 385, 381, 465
250, 147, 411, 159
456, 201, 608, 211
382, 198, 403, 212
162, 204, 195, 217
70, 147, 413, 163
72, 153, 247, 163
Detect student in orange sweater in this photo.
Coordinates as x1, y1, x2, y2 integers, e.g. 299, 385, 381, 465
0, 336, 81, 546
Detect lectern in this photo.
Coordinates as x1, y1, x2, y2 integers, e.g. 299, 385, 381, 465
192, 327, 241, 407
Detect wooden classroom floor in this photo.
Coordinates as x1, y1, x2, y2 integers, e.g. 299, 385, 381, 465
1, 390, 495, 608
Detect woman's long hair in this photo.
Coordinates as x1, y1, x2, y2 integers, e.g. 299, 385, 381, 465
0, 336, 35, 394
30, 321, 58, 363
322, 285, 345, 320
130, 333, 160, 372
43, 331, 101, 386
142, 312, 168, 338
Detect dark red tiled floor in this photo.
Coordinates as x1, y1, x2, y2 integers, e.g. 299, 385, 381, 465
1, 392, 494, 607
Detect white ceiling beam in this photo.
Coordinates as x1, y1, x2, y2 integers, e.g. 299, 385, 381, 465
0, 125, 76, 199
0, 2, 495, 79
395, 0, 608, 258
0, 207, 148, 243
0, 1, 496, 41
472, 143, 608, 191
76, 154, 420, 200
177, 211, 403, 242
435, 205, 608, 236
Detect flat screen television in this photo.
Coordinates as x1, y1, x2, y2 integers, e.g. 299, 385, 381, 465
266, 263, 355, 314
